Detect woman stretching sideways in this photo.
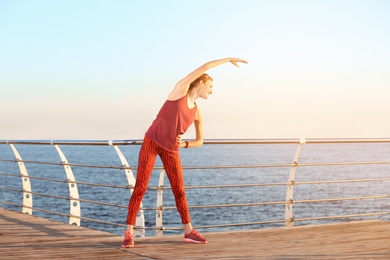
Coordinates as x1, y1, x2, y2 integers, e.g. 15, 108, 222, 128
122, 57, 248, 248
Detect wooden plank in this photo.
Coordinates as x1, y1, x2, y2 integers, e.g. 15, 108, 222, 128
1, 208, 390, 259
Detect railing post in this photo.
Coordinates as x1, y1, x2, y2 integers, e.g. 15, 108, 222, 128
112, 145, 145, 237
9, 144, 33, 215
54, 145, 81, 226
285, 138, 305, 227
155, 169, 165, 236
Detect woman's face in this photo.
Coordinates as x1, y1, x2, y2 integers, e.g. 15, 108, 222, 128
199, 79, 213, 99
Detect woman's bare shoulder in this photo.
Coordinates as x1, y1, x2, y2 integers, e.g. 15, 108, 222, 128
167, 82, 188, 100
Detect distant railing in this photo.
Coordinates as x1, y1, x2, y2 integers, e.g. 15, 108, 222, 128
1, 138, 390, 237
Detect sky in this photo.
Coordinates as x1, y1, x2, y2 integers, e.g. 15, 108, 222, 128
1, 0, 389, 140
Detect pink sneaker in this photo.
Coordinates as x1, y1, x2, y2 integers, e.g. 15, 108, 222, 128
184, 229, 207, 244
122, 230, 134, 248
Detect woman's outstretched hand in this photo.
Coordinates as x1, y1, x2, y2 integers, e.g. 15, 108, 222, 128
229, 58, 248, 67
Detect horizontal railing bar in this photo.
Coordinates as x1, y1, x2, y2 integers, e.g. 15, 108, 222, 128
215, 212, 388, 228
2, 183, 388, 212
0, 187, 124, 211
0, 202, 285, 231
203, 139, 299, 145
2, 138, 390, 146
0, 171, 133, 189
154, 177, 390, 190
1, 192, 384, 213
182, 177, 390, 189
183, 160, 390, 170
161, 195, 390, 211
72, 181, 131, 189
294, 211, 390, 222
3, 166, 390, 190
0, 184, 284, 211
294, 195, 390, 204
0, 200, 22, 208
0, 201, 154, 230
72, 215, 288, 232
4, 204, 140, 231
0, 186, 159, 211
64, 214, 189, 232
206, 138, 390, 144
0, 172, 286, 192
195, 219, 288, 229
3, 171, 390, 193
0, 203, 74, 220
297, 161, 390, 167
3, 200, 387, 232
0, 202, 153, 231
76, 198, 127, 209
143, 219, 289, 231
8, 188, 71, 201
162, 201, 286, 210
0, 201, 242, 232
0, 159, 130, 170
0, 159, 292, 170
1, 139, 299, 146
295, 178, 390, 185
0, 186, 130, 209
152, 183, 289, 190
0, 172, 82, 186
0, 203, 139, 230
180, 164, 293, 169
0, 186, 23, 193
303, 138, 390, 144
24, 205, 71, 218
2, 158, 390, 173
76, 216, 127, 228
0, 140, 140, 146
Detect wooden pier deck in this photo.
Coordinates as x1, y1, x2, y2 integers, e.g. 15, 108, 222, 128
1, 208, 390, 259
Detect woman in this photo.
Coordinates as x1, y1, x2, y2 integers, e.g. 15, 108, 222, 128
122, 57, 248, 248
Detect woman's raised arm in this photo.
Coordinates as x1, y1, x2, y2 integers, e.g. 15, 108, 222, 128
168, 57, 247, 100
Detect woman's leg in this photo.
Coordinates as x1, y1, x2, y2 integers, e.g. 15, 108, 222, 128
159, 150, 192, 232
126, 137, 158, 229
159, 149, 207, 243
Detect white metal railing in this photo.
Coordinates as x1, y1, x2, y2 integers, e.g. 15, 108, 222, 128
1, 138, 390, 237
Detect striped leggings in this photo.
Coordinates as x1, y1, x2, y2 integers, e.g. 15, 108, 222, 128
126, 136, 191, 225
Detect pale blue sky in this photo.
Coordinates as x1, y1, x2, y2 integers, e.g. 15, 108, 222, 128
1, 0, 389, 139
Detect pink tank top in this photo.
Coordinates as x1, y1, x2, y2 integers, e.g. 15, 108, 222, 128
145, 94, 197, 152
